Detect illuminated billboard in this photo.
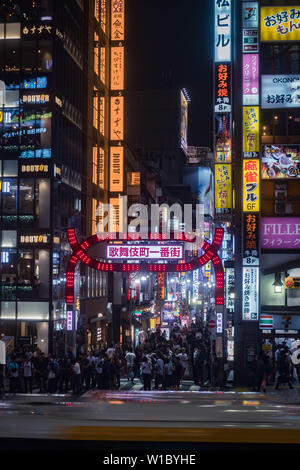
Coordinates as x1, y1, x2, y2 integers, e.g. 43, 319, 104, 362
261, 74, 300, 109
243, 159, 260, 212
180, 90, 188, 154
215, 113, 231, 163
111, 0, 125, 41
215, 63, 231, 113
215, 163, 232, 209
110, 96, 124, 140
242, 266, 259, 321
243, 54, 259, 105
243, 106, 259, 157
107, 244, 184, 260
111, 46, 124, 90
261, 6, 300, 42
262, 145, 300, 179
110, 146, 124, 192
215, 0, 231, 62
261, 217, 300, 249
243, 2, 259, 28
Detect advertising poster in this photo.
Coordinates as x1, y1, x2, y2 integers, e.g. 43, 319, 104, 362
243, 106, 259, 157
215, 164, 232, 209
243, 2, 259, 28
242, 266, 259, 321
243, 54, 259, 105
180, 90, 188, 154
215, 113, 231, 163
183, 167, 214, 218
110, 146, 124, 191
261, 7, 300, 42
261, 74, 300, 109
262, 145, 300, 179
215, 63, 231, 113
243, 159, 260, 212
261, 217, 300, 249
225, 268, 235, 310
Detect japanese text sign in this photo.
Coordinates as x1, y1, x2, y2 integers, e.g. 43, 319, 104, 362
110, 96, 124, 141
261, 217, 300, 249
110, 146, 124, 192
261, 6, 300, 41
242, 266, 259, 321
243, 159, 260, 212
107, 244, 184, 260
261, 75, 300, 109
243, 54, 259, 105
215, 63, 231, 112
215, 0, 231, 62
243, 213, 259, 264
111, 46, 124, 90
215, 163, 232, 209
243, 106, 259, 156
111, 0, 125, 41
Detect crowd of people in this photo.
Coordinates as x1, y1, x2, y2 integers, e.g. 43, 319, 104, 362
0, 324, 299, 397
248, 343, 298, 392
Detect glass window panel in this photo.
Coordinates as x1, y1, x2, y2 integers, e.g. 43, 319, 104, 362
5, 40, 20, 72
19, 179, 34, 214
17, 301, 49, 320
1, 230, 17, 247
22, 41, 36, 72
1, 249, 17, 300
18, 250, 33, 300
0, 24, 4, 39
37, 41, 52, 72
2, 178, 17, 214
1, 301, 16, 319
6, 23, 20, 39
3, 160, 17, 176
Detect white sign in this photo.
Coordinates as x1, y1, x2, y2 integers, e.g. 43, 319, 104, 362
242, 266, 259, 321
215, 0, 231, 62
262, 75, 300, 109
225, 267, 234, 310
242, 2, 259, 28
107, 244, 184, 260
67, 311, 73, 331
217, 312, 223, 333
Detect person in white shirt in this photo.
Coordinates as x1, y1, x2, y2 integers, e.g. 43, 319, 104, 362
125, 348, 136, 383
106, 344, 115, 359
154, 355, 164, 389
71, 359, 81, 395
177, 348, 189, 378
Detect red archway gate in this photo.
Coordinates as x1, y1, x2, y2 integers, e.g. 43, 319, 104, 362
65, 228, 225, 306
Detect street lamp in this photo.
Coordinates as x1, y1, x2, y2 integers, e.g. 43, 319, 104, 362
273, 272, 283, 294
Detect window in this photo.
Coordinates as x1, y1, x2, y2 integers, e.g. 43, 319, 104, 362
5, 23, 20, 40
2, 178, 17, 214
37, 41, 52, 72
3, 160, 17, 176
22, 41, 36, 71
5, 40, 20, 72
19, 179, 34, 214
1, 230, 17, 247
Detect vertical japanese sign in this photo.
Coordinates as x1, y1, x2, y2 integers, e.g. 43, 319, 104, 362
110, 0, 125, 203
215, 63, 231, 113
214, 0, 232, 218
243, 159, 260, 212
225, 268, 235, 311
242, 267, 259, 320
243, 213, 259, 265
215, 164, 232, 209
243, 106, 259, 157
215, 0, 231, 62
243, 54, 259, 105
180, 90, 188, 154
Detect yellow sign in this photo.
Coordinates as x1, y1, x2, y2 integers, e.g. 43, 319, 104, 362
261, 7, 300, 42
215, 164, 232, 209
111, 0, 125, 41
111, 47, 124, 90
243, 106, 259, 155
110, 96, 124, 141
243, 159, 260, 212
110, 146, 124, 192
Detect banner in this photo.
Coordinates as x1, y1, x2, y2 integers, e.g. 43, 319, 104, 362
215, 163, 232, 209
215, 63, 231, 113
261, 6, 300, 42
215, 113, 231, 163
261, 74, 300, 109
243, 54, 259, 105
242, 266, 259, 321
262, 145, 300, 179
215, 0, 231, 62
243, 159, 260, 212
243, 213, 259, 264
261, 217, 300, 249
243, 106, 259, 157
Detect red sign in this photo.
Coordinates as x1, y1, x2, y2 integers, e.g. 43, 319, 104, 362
208, 320, 216, 329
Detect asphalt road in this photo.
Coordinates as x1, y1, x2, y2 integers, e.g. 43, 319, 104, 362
1, 388, 300, 446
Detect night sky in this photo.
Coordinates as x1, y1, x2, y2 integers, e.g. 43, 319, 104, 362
126, 0, 213, 148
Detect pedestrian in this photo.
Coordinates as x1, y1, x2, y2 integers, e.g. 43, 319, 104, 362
141, 356, 152, 391
71, 359, 81, 395
23, 356, 34, 394
275, 349, 294, 390
8, 356, 19, 396
125, 347, 136, 384
154, 354, 164, 390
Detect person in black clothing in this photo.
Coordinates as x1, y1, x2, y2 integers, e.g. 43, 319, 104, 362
58, 356, 71, 393
275, 350, 293, 390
